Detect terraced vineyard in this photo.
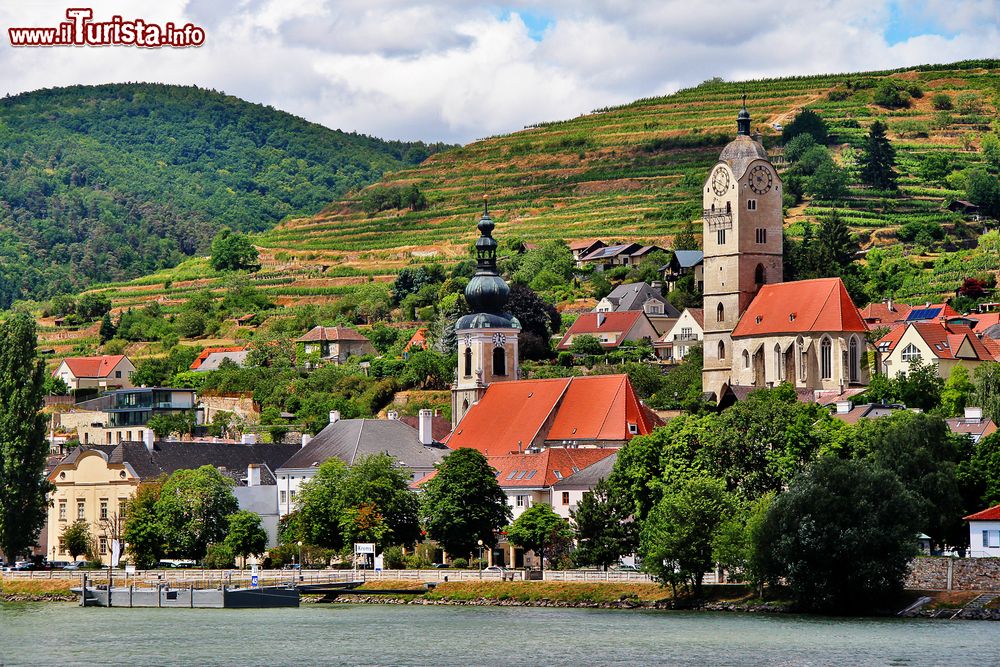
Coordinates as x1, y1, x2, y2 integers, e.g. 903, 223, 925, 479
45, 60, 999, 356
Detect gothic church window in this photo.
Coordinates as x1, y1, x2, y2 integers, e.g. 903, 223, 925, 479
717, 302, 725, 322
743, 349, 750, 369
820, 337, 832, 379
755, 264, 766, 286
718, 340, 726, 360
849, 336, 860, 383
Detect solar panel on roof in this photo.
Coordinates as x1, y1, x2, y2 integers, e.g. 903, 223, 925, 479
907, 308, 941, 321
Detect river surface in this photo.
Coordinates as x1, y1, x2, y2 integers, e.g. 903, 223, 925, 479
1, 601, 997, 666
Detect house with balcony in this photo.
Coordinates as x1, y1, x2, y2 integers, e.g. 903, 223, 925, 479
875, 319, 999, 380
578, 243, 665, 271
296, 325, 374, 367
654, 308, 704, 362
661, 250, 704, 293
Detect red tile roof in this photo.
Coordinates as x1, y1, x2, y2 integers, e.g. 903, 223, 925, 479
447, 375, 659, 455
489, 448, 616, 488
404, 328, 429, 353
968, 312, 1000, 330
859, 301, 912, 324
731, 278, 867, 338
295, 325, 369, 343
687, 308, 705, 328
190, 346, 247, 370
57, 355, 128, 379
965, 503, 1000, 521
557, 311, 647, 350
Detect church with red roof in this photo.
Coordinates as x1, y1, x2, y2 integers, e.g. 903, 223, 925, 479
701, 103, 870, 401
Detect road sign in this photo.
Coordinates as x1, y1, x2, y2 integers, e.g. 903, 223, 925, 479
125, 565, 136, 575
251, 575, 259, 588
354, 543, 375, 555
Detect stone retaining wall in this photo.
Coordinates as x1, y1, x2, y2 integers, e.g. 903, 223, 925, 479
906, 557, 1000, 591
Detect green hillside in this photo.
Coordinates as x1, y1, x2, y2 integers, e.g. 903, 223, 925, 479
0, 83, 450, 306
42, 60, 1000, 360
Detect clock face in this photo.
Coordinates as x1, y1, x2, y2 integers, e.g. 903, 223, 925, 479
711, 167, 731, 196
748, 165, 773, 195
492, 333, 507, 347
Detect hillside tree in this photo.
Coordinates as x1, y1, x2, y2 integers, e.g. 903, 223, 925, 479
210, 229, 261, 272
859, 120, 898, 190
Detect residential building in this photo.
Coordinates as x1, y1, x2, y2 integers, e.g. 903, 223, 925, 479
829, 401, 905, 424
946, 407, 997, 443
557, 310, 659, 351
403, 328, 429, 357
578, 243, 664, 271
46, 440, 299, 564
569, 239, 606, 267
966, 504, 1000, 557
875, 320, 998, 380
859, 300, 912, 326
296, 326, 374, 366
594, 282, 680, 334
189, 346, 249, 372
275, 410, 448, 516
69, 388, 199, 446
550, 451, 618, 520
701, 103, 870, 400
904, 302, 961, 322
661, 250, 704, 293
451, 201, 521, 429
52, 355, 135, 392
654, 308, 704, 362
446, 374, 661, 456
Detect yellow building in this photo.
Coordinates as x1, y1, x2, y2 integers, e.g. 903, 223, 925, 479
47, 441, 299, 564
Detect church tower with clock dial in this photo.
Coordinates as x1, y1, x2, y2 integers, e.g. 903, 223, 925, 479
451, 198, 521, 429
702, 100, 784, 400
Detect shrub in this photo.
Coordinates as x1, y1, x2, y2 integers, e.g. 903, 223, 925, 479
873, 80, 911, 109
451, 557, 469, 569
203, 543, 235, 569
827, 88, 850, 102
906, 83, 924, 99
931, 93, 953, 110
956, 92, 984, 115
382, 546, 406, 569
557, 351, 574, 367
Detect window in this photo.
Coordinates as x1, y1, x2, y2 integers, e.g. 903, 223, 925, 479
280, 490, 287, 504
115, 371, 122, 379
58, 539, 67, 556
119, 498, 127, 518
717, 340, 726, 360
820, 337, 832, 380
99, 537, 107, 556
775, 344, 783, 381
717, 229, 726, 245
747, 199, 757, 211
77, 501, 85, 521
562, 492, 570, 506
100, 499, 108, 521
984, 530, 1000, 548
516, 495, 528, 508
755, 228, 766, 243
492, 346, 507, 377
463, 347, 473, 377
58, 500, 67, 521
849, 336, 860, 383
716, 302, 725, 322
743, 349, 750, 369
289, 490, 296, 501
754, 263, 766, 285
628, 422, 638, 434
901, 343, 921, 363
798, 337, 807, 381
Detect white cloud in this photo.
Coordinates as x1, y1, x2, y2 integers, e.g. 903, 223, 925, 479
0, 0, 996, 143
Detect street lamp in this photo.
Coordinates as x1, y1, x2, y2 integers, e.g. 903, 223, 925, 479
297, 541, 304, 582
477, 539, 484, 579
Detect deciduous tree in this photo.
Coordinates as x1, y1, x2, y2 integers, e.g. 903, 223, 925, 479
61, 520, 93, 562
155, 465, 239, 561
224, 510, 269, 565
571, 477, 638, 570
506, 503, 573, 573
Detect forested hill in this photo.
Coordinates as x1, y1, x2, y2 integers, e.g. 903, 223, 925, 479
0, 83, 451, 306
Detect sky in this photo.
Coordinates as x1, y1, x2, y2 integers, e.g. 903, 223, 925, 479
0, 1, 997, 144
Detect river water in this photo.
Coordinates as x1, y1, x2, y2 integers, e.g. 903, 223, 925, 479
1, 601, 997, 666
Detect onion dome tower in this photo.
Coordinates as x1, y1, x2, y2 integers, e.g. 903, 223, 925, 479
452, 197, 521, 429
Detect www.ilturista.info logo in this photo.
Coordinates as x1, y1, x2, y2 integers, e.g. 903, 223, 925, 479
8, 8, 205, 47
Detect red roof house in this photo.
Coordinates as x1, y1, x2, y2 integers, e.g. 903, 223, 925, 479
557, 311, 659, 350
52, 355, 135, 391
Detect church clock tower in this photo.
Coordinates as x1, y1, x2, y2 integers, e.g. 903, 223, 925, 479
451, 198, 521, 428
702, 100, 784, 400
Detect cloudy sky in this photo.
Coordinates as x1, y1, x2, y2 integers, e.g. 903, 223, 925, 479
1, 1, 998, 143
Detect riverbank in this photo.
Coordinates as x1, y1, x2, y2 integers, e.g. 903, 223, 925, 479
0, 576, 76, 602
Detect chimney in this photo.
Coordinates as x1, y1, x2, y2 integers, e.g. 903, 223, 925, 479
965, 407, 983, 422
241, 433, 257, 445
887, 298, 893, 312
301, 433, 312, 449
247, 464, 261, 487
329, 410, 341, 425
418, 409, 434, 446
835, 400, 853, 414
142, 429, 154, 453
386, 410, 399, 420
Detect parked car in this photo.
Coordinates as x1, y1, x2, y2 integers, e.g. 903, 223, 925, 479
62, 561, 87, 571
3, 561, 33, 571
46, 561, 71, 570
432, 563, 450, 569
484, 565, 506, 573
613, 564, 639, 572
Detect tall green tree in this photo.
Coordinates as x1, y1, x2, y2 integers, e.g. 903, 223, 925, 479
712, 492, 774, 595
782, 109, 829, 144
224, 510, 269, 565
506, 503, 573, 573
335, 453, 421, 547
421, 448, 511, 559
210, 229, 261, 272
154, 466, 239, 560
639, 475, 733, 596
859, 120, 898, 190
296, 459, 350, 549
755, 458, 919, 612
61, 520, 93, 562
941, 365, 975, 417
0, 313, 49, 560
974, 361, 1000, 422
99, 312, 117, 343
123, 482, 164, 568
570, 477, 638, 570
672, 222, 699, 251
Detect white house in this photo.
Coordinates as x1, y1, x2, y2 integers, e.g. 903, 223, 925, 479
654, 307, 704, 362
966, 503, 1000, 557
53, 355, 135, 392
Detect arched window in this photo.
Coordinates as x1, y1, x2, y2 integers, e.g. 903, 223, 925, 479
901, 344, 921, 363
462, 398, 469, 412
820, 337, 832, 380
463, 346, 473, 377
849, 336, 860, 383
493, 346, 507, 377
755, 263, 766, 286
718, 340, 726, 360
797, 336, 807, 381
742, 349, 750, 369
775, 344, 783, 380
717, 302, 725, 322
